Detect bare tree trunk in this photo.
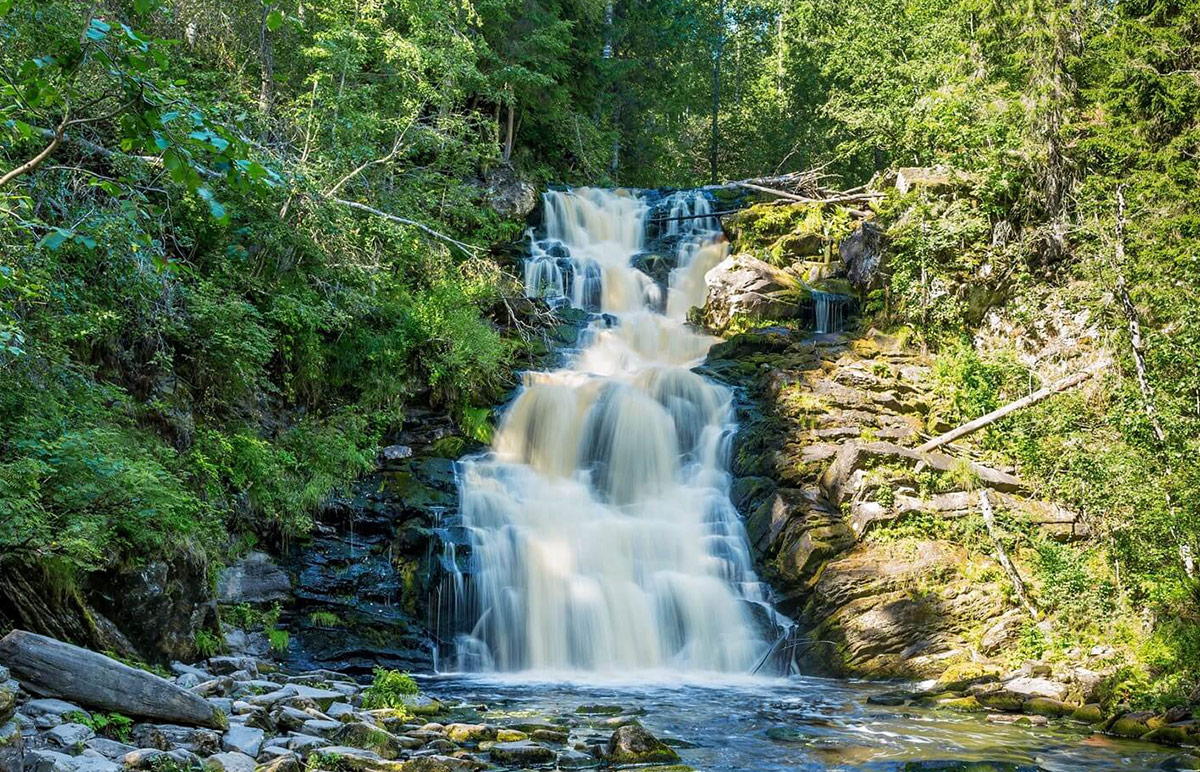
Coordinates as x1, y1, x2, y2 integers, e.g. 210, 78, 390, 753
1113, 185, 1166, 444
503, 99, 515, 163
980, 490, 1037, 619
258, 5, 276, 121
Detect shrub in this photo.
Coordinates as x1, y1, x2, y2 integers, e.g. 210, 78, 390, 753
361, 668, 420, 710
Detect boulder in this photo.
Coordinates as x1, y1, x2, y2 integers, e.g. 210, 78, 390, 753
216, 552, 291, 605
483, 166, 538, 220
222, 724, 265, 757
0, 631, 226, 729
606, 723, 680, 765
839, 221, 884, 289
702, 254, 804, 332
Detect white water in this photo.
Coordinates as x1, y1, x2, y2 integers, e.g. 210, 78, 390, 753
449, 188, 776, 674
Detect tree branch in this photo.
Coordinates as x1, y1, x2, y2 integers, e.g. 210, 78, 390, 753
330, 197, 479, 255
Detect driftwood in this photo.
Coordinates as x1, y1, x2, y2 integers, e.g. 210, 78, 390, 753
917, 362, 1109, 453
979, 490, 1037, 619
0, 630, 226, 728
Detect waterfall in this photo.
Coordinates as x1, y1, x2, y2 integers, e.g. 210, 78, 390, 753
443, 188, 779, 675
811, 290, 853, 334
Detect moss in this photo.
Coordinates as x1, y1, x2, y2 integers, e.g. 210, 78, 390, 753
1022, 697, 1077, 718
1071, 704, 1106, 724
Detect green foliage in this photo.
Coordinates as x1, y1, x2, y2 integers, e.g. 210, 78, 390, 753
361, 667, 419, 711
194, 629, 222, 658
64, 711, 134, 743
267, 628, 289, 655
308, 610, 341, 628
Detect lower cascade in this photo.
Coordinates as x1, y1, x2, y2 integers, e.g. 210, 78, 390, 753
439, 187, 781, 674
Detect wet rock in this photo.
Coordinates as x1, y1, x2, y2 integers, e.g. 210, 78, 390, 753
0, 631, 226, 729
557, 747, 598, 768
490, 739, 557, 765
531, 728, 569, 744
1144, 720, 1200, 747
606, 723, 680, 765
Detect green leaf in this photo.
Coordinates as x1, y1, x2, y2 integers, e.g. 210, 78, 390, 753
0, 0, 14, 18
266, 8, 284, 31
133, 0, 160, 14
38, 229, 72, 251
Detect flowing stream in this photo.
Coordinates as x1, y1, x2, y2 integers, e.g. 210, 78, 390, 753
446, 187, 777, 674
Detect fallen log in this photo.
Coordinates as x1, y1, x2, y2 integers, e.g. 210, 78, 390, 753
916, 361, 1109, 453
0, 630, 227, 729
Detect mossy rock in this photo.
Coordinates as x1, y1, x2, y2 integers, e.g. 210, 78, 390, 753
495, 729, 528, 742
607, 723, 681, 765
1071, 704, 1106, 724
1143, 722, 1200, 747
933, 696, 983, 712
332, 723, 405, 759
769, 232, 824, 263
1107, 711, 1158, 739
974, 690, 1026, 712
936, 661, 1001, 692
1022, 697, 1077, 718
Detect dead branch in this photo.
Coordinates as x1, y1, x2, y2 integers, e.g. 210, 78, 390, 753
330, 197, 479, 256
917, 361, 1110, 453
980, 489, 1037, 619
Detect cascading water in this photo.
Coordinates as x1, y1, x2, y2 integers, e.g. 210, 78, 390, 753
443, 187, 780, 674
810, 289, 854, 334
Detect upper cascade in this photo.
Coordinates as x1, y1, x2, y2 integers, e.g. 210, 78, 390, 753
443, 187, 782, 675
